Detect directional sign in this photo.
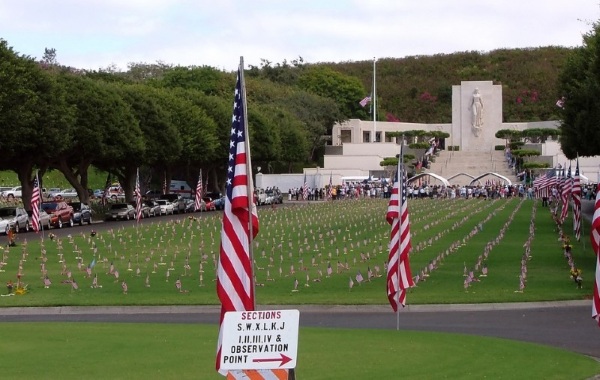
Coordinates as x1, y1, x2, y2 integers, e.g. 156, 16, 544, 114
219, 309, 299, 370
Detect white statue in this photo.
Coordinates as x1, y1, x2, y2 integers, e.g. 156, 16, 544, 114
470, 88, 484, 137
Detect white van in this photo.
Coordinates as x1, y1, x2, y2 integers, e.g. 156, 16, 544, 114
169, 180, 193, 199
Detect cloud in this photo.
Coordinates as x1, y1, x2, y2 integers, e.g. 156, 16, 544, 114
0, 0, 597, 72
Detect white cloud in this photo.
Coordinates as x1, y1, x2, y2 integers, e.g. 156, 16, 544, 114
0, 0, 597, 71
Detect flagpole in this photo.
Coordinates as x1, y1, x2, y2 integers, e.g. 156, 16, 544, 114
239, 56, 256, 309
373, 57, 377, 143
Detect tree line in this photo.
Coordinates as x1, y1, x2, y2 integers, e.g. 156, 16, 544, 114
0, 41, 369, 207
2, 20, 599, 208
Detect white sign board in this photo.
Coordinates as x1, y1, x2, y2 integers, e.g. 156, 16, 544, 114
220, 309, 299, 370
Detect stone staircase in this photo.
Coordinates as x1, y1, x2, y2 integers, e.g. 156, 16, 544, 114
425, 150, 519, 186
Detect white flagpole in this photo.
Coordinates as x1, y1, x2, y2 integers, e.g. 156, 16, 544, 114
373, 57, 377, 143
239, 56, 256, 309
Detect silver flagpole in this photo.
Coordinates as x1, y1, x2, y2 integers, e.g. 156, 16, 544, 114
239, 56, 256, 309
373, 57, 377, 143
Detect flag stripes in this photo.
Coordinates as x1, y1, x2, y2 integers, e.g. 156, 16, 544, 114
302, 174, 308, 201
135, 168, 142, 222
226, 369, 289, 380
194, 170, 203, 211
560, 164, 571, 223
31, 173, 41, 232
591, 183, 600, 327
386, 161, 414, 311
216, 64, 259, 373
572, 159, 581, 241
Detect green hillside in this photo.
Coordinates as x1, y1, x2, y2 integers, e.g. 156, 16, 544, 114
320, 46, 571, 123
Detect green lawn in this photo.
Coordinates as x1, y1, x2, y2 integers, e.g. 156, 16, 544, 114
0, 323, 598, 380
0, 198, 595, 306
1, 197, 599, 379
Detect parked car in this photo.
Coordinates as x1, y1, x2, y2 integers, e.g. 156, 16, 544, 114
265, 189, 283, 204
202, 197, 216, 211
185, 198, 206, 213
0, 186, 22, 200
0, 206, 30, 234
92, 189, 104, 198
129, 201, 150, 219
106, 186, 126, 200
56, 188, 78, 198
160, 194, 186, 214
71, 202, 93, 225
145, 189, 163, 200
26, 209, 52, 231
105, 203, 136, 221
41, 201, 74, 228
45, 188, 62, 198
213, 196, 226, 210
155, 199, 175, 215
144, 200, 162, 217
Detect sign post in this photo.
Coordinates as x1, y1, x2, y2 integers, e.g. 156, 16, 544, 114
220, 309, 299, 371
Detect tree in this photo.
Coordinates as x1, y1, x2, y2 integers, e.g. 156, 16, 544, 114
106, 84, 180, 201
0, 40, 74, 209
557, 21, 600, 158
297, 66, 365, 119
52, 73, 141, 203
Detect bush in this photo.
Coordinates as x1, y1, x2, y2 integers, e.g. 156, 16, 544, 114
495, 145, 505, 150
409, 142, 430, 149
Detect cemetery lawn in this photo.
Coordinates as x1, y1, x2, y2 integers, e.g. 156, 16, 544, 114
0, 198, 595, 307
0, 322, 598, 380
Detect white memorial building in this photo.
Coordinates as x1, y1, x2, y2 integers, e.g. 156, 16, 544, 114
256, 81, 599, 191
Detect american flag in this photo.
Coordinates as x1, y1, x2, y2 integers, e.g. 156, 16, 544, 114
386, 159, 414, 311
162, 174, 167, 195
216, 64, 259, 373
302, 174, 308, 200
134, 168, 142, 222
194, 170, 203, 211
572, 159, 581, 241
592, 183, 600, 327
359, 95, 371, 107
327, 173, 333, 200
31, 173, 41, 232
560, 164, 572, 223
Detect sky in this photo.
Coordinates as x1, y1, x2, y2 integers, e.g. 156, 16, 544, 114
1, 0, 598, 72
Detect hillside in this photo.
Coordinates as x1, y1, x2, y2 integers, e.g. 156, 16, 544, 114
321, 46, 572, 124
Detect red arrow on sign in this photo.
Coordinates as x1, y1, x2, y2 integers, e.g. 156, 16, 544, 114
252, 354, 292, 367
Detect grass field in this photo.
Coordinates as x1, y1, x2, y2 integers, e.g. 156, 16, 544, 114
1, 197, 599, 379
0, 197, 595, 306
0, 323, 598, 380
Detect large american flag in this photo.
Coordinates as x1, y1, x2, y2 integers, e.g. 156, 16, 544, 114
327, 173, 333, 200
591, 183, 600, 327
572, 159, 581, 241
216, 64, 259, 372
134, 168, 142, 222
386, 161, 414, 311
31, 173, 41, 232
560, 164, 572, 223
194, 169, 203, 212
